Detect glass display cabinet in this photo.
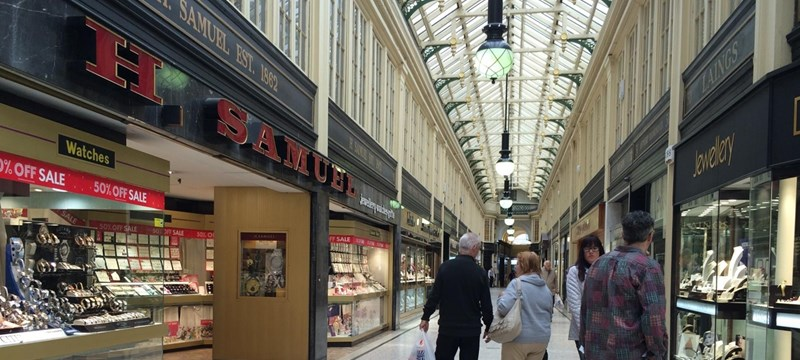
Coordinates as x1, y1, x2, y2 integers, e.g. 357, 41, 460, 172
326, 222, 390, 346
742, 173, 799, 359
1, 199, 165, 358
399, 243, 433, 316
675, 173, 800, 359
675, 183, 749, 360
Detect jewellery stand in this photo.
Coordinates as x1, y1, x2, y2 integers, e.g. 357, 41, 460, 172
718, 278, 747, 302
731, 265, 747, 280
702, 250, 716, 284
726, 247, 744, 276
711, 261, 728, 290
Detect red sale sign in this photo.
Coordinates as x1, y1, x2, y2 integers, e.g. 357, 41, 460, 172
328, 235, 389, 249
0, 151, 164, 209
88, 220, 214, 239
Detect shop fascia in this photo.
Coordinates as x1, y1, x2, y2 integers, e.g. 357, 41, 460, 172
209, 98, 357, 198
83, 17, 357, 198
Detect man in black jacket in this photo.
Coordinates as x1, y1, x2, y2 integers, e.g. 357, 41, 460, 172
419, 232, 493, 359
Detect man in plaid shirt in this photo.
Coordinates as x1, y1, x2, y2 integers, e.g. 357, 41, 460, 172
579, 211, 668, 359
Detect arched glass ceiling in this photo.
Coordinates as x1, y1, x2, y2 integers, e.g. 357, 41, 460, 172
400, 0, 608, 204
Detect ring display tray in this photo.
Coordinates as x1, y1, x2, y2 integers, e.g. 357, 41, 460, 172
72, 317, 151, 332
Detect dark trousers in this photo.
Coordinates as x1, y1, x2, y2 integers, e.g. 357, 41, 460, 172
575, 340, 586, 360
435, 334, 479, 360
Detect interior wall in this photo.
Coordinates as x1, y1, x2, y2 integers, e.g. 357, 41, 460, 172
213, 187, 311, 360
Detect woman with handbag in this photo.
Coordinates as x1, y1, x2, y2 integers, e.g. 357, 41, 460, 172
566, 235, 605, 360
495, 251, 552, 360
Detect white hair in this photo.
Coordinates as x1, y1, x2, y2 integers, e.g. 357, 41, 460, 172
458, 232, 481, 254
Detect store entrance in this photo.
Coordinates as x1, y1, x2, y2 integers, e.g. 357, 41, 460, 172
127, 128, 313, 359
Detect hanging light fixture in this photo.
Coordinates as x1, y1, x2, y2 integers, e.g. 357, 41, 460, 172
499, 177, 513, 209
495, 68, 514, 177
475, 0, 513, 82
507, 228, 514, 235
504, 210, 515, 226
495, 134, 514, 176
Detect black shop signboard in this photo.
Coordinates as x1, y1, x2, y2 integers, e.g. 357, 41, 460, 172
674, 84, 769, 204
0, 0, 330, 192
769, 62, 800, 168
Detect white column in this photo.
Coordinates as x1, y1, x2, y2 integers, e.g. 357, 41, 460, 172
310, 0, 330, 154
753, 0, 793, 79
772, 178, 797, 355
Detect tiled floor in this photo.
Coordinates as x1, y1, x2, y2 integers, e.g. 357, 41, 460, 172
328, 287, 579, 360
163, 288, 580, 360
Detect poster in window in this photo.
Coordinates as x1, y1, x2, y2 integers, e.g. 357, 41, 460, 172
239, 231, 287, 298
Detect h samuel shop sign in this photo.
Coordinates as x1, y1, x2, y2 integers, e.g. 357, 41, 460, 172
206, 98, 357, 197
83, 16, 357, 198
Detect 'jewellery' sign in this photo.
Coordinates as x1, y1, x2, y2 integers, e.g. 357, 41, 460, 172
360, 195, 395, 220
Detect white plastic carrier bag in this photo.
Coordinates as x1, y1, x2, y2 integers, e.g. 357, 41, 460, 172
408, 329, 436, 360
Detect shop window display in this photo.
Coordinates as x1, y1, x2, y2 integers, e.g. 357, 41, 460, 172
239, 232, 286, 298
741, 174, 800, 359
399, 243, 434, 314
327, 225, 390, 344
88, 216, 216, 349
675, 183, 750, 360
1, 184, 165, 357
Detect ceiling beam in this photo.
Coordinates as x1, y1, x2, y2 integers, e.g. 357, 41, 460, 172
465, 47, 556, 56
447, 98, 574, 104
454, 7, 560, 18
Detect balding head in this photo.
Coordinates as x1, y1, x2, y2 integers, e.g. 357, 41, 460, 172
458, 232, 481, 257
544, 260, 552, 271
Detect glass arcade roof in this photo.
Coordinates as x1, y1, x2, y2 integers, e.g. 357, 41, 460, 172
399, 0, 609, 205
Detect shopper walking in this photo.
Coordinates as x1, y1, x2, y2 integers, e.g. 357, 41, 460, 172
566, 235, 605, 360
541, 260, 557, 298
494, 251, 552, 360
488, 268, 496, 287
580, 211, 668, 360
420, 232, 493, 360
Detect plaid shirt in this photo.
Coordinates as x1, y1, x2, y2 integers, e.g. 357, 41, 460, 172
579, 246, 668, 360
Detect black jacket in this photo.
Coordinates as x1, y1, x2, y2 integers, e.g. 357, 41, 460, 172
422, 255, 493, 336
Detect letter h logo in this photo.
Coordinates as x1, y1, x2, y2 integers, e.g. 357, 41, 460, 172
84, 17, 163, 105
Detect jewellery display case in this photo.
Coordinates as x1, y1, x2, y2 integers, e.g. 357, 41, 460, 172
93, 223, 215, 350
92, 231, 183, 285
675, 186, 750, 360
328, 220, 391, 346
1, 209, 165, 359
399, 242, 434, 317
740, 173, 800, 359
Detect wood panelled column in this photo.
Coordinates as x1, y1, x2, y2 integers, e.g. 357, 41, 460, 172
213, 187, 311, 360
